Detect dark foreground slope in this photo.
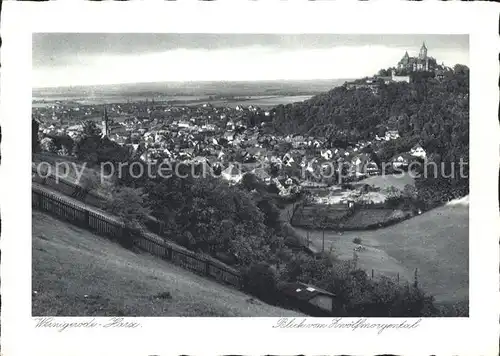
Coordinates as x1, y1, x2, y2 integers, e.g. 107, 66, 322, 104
32, 211, 302, 317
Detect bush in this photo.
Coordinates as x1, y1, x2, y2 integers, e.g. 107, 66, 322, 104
385, 196, 404, 209
353, 237, 362, 245
434, 299, 468, 317
102, 187, 152, 250
242, 262, 279, 303
103, 187, 152, 226
278, 252, 439, 317
241, 173, 266, 192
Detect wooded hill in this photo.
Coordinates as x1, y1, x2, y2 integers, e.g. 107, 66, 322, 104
270, 66, 468, 156
270, 65, 470, 206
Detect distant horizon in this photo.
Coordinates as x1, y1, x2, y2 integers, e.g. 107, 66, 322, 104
33, 34, 469, 88
32, 78, 352, 91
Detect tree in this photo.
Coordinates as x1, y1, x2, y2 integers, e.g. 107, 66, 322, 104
59, 146, 70, 156
32, 118, 40, 153
268, 162, 281, 177
74, 136, 100, 164
257, 198, 281, 231
81, 120, 102, 138
103, 187, 152, 228
46, 134, 75, 154
402, 184, 417, 200
241, 172, 264, 192
75, 135, 130, 167
136, 174, 276, 265
243, 262, 278, 303
378, 69, 390, 76
453, 64, 469, 76
40, 137, 57, 153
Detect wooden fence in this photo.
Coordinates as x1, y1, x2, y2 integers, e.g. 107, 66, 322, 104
32, 166, 169, 235
32, 186, 243, 289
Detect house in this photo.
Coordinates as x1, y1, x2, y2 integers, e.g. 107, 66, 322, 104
221, 164, 243, 184
202, 123, 216, 132
223, 131, 235, 142
320, 149, 333, 160
226, 120, 235, 130
391, 153, 413, 169
365, 161, 380, 175
279, 282, 337, 316
377, 70, 411, 84
385, 130, 400, 140
192, 156, 207, 165
235, 120, 247, 128
410, 144, 426, 159
217, 150, 225, 160
435, 69, 446, 81
178, 120, 190, 129
282, 152, 295, 166
350, 154, 370, 173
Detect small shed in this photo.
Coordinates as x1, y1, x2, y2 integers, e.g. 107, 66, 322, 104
279, 282, 337, 316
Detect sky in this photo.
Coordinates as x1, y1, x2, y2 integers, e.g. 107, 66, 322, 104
32, 34, 469, 88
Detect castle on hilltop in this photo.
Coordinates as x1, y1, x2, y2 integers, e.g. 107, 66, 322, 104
345, 41, 446, 91
397, 42, 437, 73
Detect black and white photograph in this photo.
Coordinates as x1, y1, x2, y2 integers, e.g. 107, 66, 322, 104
31, 33, 470, 318
2, 2, 500, 355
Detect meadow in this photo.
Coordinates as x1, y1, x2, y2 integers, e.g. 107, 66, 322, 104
32, 211, 302, 317
297, 198, 469, 304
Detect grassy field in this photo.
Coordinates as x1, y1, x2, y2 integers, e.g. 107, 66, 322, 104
32, 211, 302, 317
342, 208, 407, 229
358, 172, 416, 191
291, 197, 469, 304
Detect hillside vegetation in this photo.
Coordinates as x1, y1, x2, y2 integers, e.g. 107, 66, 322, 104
271, 66, 469, 207
271, 68, 468, 147
32, 211, 302, 317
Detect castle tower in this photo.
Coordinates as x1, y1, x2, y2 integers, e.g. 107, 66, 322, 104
419, 42, 427, 60
102, 106, 109, 138
403, 51, 409, 62
398, 51, 410, 70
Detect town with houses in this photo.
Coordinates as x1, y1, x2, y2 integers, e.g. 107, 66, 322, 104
31, 44, 443, 196
33, 98, 427, 194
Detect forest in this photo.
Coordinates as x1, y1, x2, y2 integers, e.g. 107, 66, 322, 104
270, 65, 470, 206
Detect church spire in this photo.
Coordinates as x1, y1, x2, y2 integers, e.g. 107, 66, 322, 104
419, 41, 428, 60
102, 106, 109, 137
